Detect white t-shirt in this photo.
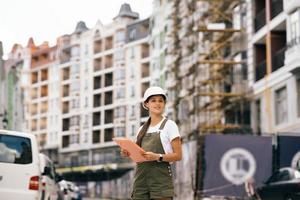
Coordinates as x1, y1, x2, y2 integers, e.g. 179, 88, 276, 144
137, 117, 180, 154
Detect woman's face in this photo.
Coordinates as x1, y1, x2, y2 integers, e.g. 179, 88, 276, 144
145, 95, 166, 115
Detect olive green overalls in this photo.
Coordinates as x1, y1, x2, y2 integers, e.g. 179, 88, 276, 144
132, 119, 174, 200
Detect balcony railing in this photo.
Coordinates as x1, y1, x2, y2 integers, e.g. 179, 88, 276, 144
272, 47, 285, 72
254, 9, 266, 32
255, 60, 267, 81
271, 0, 283, 19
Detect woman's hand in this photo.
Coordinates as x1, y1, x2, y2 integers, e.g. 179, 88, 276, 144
120, 149, 130, 157
142, 151, 159, 161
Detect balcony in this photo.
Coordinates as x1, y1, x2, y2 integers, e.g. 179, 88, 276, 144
93, 94, 101, 108
62, 118, 70, 131
40, 102, 48, 113
31, 104, 38, 115
104, 128, 113, 142
62, 135, 70, 148
94, 76, 101, 90
285, 37, 300, 73
92, 130, 101, 144
94, 58, 102, 71
271, 0, 283, 19
141, 63, 150, 78
60, 48, 71, 64
104, 55, 113, 69
31, 53, 51, 68
63, 101, 69, 114
40, 85, 48, 97
104, 73, 113, 87
41, 69, 48, 82
255, 60, 267, 81
104, 36, 113, 51
31, 88, 38, 99
94, 39, 102, 54
104, 91, 113, 105
272, 47, 285, 72
104, 109, 113, 124
93, 112, 101, 126
284, 0, 300, 14
141, 43, 150, 58
40, 118, 47, 130
62, 67, 70, 81
254, 9, 266, 32
31, 72, 38, 84
141, 82, 150, 97
62, 85, 70, 97
31, 120, 37, 132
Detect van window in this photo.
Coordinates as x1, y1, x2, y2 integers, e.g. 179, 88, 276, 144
0, 134, 32, 164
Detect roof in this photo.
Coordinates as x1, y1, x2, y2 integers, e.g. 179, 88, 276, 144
114, 3, 139, 20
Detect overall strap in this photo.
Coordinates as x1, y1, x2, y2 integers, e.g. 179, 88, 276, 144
158, 118, 168, 130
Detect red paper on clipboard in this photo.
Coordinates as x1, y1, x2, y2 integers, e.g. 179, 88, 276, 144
113, 137, 147, 163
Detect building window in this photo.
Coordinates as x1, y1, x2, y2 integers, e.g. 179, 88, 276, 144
115, 49, 124, 61
71, 46, 80, 57
116, 87, 125, 99
131, 125, 136, 136
129, 29, 137, 41
85, 79, 88, 90
84, 114, 89, 127
131, 47, 135, 58
85, 97, 88, 107
116, 30, 125, 43
275, 87, 287, 125
131, 105, 135, 117
85, 62, 89, 73
115, 127, 125, 137
290, 10, 300, 46
85, 44, 89, 55
83, 132, 88, 143
115, 68, 125, 80
130, 65, 135, 78
131, 85, 135, 97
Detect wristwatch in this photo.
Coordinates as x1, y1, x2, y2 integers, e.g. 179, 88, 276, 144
157, 154, 163, 162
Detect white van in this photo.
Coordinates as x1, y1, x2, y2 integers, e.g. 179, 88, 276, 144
39, 153, 60, 200
0, 130, 41, 200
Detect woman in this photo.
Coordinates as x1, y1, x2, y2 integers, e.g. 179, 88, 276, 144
122, 86, 182, 200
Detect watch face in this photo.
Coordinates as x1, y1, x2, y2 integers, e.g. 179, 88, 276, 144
159, 154, 163, 161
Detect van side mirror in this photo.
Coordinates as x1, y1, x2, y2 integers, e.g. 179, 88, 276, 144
42, 166, 51, 176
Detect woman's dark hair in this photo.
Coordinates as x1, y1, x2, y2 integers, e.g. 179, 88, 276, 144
136, 117, 151, 146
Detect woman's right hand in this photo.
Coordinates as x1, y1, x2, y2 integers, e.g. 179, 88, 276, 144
121, 149, 130, 157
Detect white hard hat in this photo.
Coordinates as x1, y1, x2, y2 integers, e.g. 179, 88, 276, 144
142, 86, 167, 109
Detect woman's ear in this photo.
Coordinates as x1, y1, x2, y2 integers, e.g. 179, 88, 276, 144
143, 102, 149, 110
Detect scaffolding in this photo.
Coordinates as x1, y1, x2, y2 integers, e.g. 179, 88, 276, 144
196, 0, 250, 134
165, 0, 250, 136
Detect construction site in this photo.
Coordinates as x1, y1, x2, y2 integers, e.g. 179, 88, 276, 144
163, 0, 253, 199
1, 0, 300, 199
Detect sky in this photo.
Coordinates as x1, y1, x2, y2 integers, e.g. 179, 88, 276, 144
0, 0, 153, 58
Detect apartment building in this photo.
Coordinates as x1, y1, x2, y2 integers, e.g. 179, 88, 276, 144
249, 0, 300, 134
57, 3, 143, 168
24, 40, 60, 161
55, 4, 150, 197
149, 0, 169, 87
0, 41, 8, 129
1, 42, 31, 131
124, 18, 150, 139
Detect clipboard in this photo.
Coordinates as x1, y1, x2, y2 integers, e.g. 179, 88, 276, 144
113, 137, 147, 163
